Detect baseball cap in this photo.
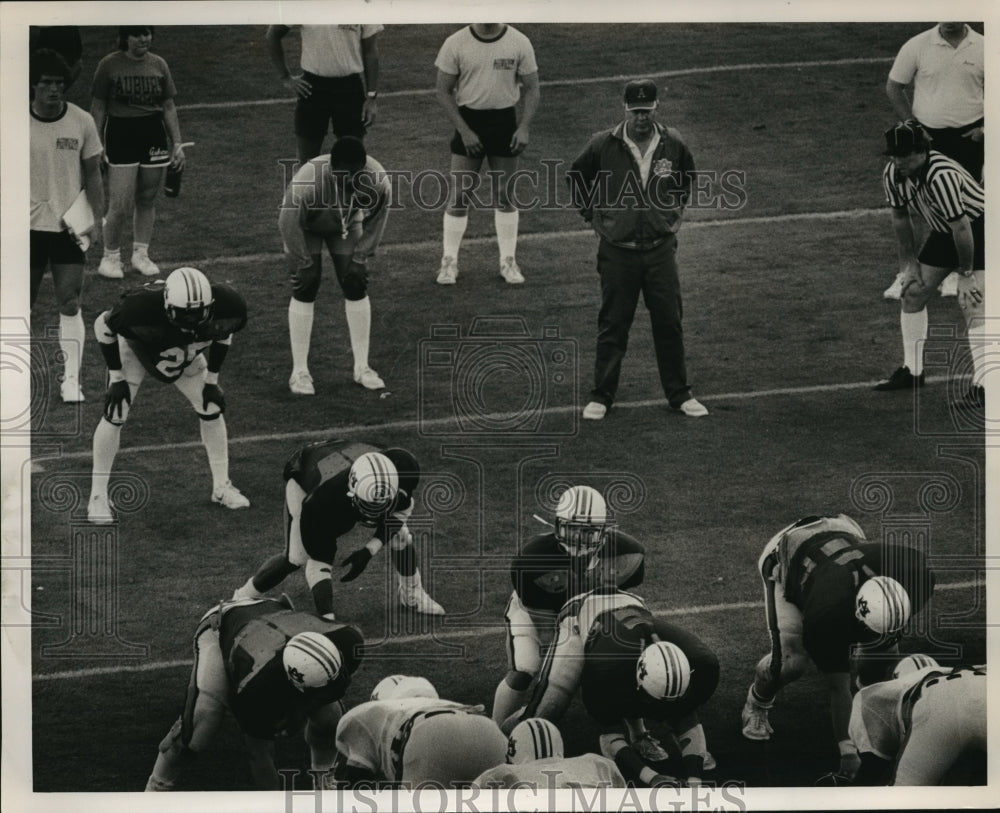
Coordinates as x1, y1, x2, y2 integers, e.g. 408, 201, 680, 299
624, 79, 658, 111
884, 122, 931, 156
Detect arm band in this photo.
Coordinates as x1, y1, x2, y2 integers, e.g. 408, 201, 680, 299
207, 340, 230, 374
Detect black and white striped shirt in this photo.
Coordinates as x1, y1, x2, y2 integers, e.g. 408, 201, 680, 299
883, 149, 985, 232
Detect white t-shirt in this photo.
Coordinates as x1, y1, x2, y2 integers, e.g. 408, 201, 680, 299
435, 24, 538, 110
299, 24, 383, 77
30, 102, 102, 232
888, 25, 984, 128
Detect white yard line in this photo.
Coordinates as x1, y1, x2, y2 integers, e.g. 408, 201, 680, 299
179, 57, 893, 111
31, 578, 982, 682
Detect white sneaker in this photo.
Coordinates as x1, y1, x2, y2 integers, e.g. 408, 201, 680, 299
436, 256, 458, 285
631, 732, 670, 763
938, 271, 959, 297
582, 401, 608, 420
98, 255, 124, 279
354, 367, 385, 390
289, 370, 315, 395
677, 398, 709, 417
500, 257, 525, 284
60, 376, 84, 403
211, 480, 250, 509
88, 493, 115, 524
883, 272, 904, 300
741, 693, 774, 741
131, 252, 160, 277
398, 584, 446, 615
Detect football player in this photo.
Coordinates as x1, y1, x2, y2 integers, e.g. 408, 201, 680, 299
740, 514, 935, 778
87, 266, 249, 523
849, 656, 986, 785
231, 439, 444, 618
492, 485, 645, 726
280, 135, 390, 395
332, 675, 508, 787
509, 587, 719, 788
145, 595, 364, 791
471, 718, 627, 789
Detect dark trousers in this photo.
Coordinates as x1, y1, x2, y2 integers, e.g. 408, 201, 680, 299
921, 119, 984, 180
591, 236, 690, 408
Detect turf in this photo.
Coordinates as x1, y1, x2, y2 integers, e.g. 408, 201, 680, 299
23, 21, 989, 798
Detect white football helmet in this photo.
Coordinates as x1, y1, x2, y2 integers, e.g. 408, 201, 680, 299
282, 631, 342, 692
855, 576, 912, 634
507, 718, 564, 764
637, 641, 691, 700
554, 485, 609, 557
348, 452, 399, 524
370, 675, 438, 701
163, 267, 214, 331
892, 653, 940, 680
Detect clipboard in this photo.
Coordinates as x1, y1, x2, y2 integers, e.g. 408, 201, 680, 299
61, 189, 95, 252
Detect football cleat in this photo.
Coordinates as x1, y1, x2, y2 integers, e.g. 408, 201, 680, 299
436, 256, 458, 285
371, 674, 439, 701
637, 641, 691, 700
283, 631, 342, 691
211, 480, 250, 509
60, 376, 85, 403
676, 397, 709, 417
399, 583, 446, 615
348, 452, 399, 523
131, 251, 161, 277
97, 254, 124, 279
87, 492, 115, 524
874, 366, 924, 391
354, 367, 385, 390
289, 370, 315, 395
554, 485, 609, 557
741, 686, 774, 741
938, 271, 959, 297
500, 257, 525, 284
883, 272, 905, 300
508, 718, 564, 764
855, 575, 911, 634
582, 401, 608, 420
164, 267, 214, 331
631, 732, 670, 764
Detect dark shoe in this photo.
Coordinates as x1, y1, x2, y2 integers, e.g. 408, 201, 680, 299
951, 385, 985, 411
874, 366, 925, 391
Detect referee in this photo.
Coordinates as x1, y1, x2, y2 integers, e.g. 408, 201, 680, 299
874, 122, 986, 411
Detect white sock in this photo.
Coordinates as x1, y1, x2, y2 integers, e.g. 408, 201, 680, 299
288, 299, 315, 373
900, 309, 928, 375
133, 242, 150, 258
200, 416, 229, 490
344, 297, 371, 374
232, 578, 265, 600
967, 316, 987, 388
492, 681, 529, 726
495, 209, 519, 262
91, 419, 122, 498
676, 723, 707, 758
59, 311, 85, 381
442, 212, 468, 260
103, 247, 121, 260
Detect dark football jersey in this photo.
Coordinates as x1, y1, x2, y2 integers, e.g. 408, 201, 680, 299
510, 530, 645, 614
217, 599, 363, 740
286, 439, 420, 562
799, 542, 934, 673
105, 282, 247, 383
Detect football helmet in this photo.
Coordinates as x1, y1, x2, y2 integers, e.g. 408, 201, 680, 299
507, 718, 564, 764
855, 576, 911, 634
637, 641, 691, 700
347, 452, 399, 524
282, 632, 342, 692
163, 267, 214, 331
554, 485, 609, 557
370, 674, 438, 701
891, 653, 940, 680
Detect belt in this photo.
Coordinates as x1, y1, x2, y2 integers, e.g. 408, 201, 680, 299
389, 708, 458, 779
608, 236, 669, 251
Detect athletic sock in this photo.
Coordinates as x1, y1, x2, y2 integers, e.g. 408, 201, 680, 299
199, 416, 229, 490
442, 212, 468, 260
91, 418, 122, 498
344, 297, 371, 374
494, 209, 520, 261
59, 311, 85, 381
900, 309, 928, 375
288, 299, 315, 373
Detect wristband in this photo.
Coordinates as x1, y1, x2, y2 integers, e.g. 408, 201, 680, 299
364, 538, 384, 557
205, 372, 220, 385
108, 370, 125, 383
838, 739, 857, 757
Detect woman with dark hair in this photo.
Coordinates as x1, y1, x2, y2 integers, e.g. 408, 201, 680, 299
91, 26, 185, 278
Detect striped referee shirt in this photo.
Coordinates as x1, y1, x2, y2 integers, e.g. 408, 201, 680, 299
883, 149, 985, 233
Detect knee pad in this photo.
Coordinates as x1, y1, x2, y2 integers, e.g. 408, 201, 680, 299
505, 670, 534, 691
291, 260, 321, 303
305, 558, 333, 589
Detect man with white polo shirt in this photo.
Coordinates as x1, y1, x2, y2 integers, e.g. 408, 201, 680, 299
433, 23, 540, 285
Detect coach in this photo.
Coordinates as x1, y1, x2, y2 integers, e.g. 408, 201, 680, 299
568, 79, 707, 422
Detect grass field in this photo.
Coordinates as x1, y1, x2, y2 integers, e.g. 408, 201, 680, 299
14, 19, 992, 804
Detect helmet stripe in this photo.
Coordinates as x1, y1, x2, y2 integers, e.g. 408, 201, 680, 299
293, 634, 339, 681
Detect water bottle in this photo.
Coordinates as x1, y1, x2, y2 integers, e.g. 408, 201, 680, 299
164, 165, 183, 197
